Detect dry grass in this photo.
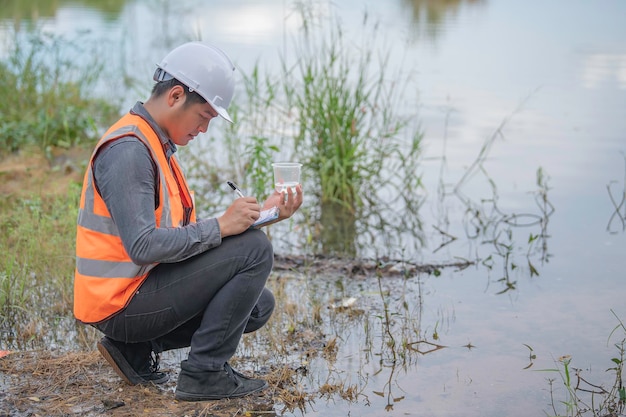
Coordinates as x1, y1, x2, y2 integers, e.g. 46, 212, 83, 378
0, 350, 324, 417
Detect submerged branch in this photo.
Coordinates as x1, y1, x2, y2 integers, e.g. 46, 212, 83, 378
273, 253, 474, 277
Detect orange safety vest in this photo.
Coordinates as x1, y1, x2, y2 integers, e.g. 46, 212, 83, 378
73, 113, 196, 323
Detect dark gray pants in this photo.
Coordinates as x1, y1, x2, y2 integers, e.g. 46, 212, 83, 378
96, 228, 275, 371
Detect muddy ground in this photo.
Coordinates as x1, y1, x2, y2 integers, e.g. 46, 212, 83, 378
0, 350, 287, 417
0, 261, 466, 417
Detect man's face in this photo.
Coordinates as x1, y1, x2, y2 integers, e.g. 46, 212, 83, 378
167, 96, 219, 146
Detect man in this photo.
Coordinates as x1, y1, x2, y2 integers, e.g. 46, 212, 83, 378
73, 42, 302, 401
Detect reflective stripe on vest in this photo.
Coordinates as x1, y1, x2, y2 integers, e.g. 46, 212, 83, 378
73, 113, 195, 323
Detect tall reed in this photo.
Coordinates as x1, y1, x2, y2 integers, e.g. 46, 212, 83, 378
286, 5, 423, 211
184, 5, 426, 257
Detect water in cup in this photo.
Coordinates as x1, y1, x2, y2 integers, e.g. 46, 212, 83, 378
274, 181, 299, 193
272, 162, 302, 194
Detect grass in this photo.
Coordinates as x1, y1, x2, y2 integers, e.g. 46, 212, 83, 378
0, 184, 81, 349
0, 29, 118, 157
285, 4, 424, 257
0, 11, 624, 417
179, 66, 282, 216
184, 5, 425, 258
0, 28, 122, 348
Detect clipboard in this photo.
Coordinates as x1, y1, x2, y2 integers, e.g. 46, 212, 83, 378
252, 206, 280, 228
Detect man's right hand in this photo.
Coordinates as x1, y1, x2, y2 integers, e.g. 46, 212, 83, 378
217, 197, 261, 237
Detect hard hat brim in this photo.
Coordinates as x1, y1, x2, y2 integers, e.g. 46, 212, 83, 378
208, 101, 233, 124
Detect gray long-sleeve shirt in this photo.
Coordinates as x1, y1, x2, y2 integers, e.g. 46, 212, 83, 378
92, 102, 222, 265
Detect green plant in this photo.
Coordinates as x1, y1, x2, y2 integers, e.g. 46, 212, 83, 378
244, 136, 280, 199
185, 5, 425, 257
181, 62, 283, 216
0, 185, 80, 348
287, 5, 422, 211
0, 260, 27, 316
233, 63, 282, 200
541, 311, 625, 417
279, 4, 424, 256
0, 30, 118, 155
436, 92, 555, 294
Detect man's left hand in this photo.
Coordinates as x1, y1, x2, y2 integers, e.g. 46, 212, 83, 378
263, 184, 303, 221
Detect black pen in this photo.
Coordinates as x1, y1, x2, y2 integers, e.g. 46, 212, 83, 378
227, 181, 245, 198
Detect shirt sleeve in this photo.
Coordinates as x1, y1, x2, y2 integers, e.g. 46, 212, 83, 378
93, 137, 222, 265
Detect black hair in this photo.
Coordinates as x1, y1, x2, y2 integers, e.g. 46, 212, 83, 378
151, 78, 207, 107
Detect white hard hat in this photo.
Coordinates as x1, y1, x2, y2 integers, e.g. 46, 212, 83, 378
154, 42, 236, 123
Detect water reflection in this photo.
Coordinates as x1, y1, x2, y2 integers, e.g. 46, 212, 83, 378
432, 104, 555, 294
581, 53, 626, 90
319, 202, 358, 257
402, 0, 485, 38
607, 153, 626, 233
460, 167, 553, 294
0, 0, 125, 22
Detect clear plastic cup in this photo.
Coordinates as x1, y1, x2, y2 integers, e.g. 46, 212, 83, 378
272, 162, 302, 193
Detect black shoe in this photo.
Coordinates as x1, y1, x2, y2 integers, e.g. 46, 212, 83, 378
97, 336, 169, 385
175, 360, 268, 401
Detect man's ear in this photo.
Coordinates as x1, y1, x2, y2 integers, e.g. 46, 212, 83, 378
167, 85, 186, 107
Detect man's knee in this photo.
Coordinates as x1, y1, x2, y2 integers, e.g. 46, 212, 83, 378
244, 288, 275, 333
242, 229, 274, 268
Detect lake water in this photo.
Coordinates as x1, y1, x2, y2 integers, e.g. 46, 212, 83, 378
1, 1, 625, 416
